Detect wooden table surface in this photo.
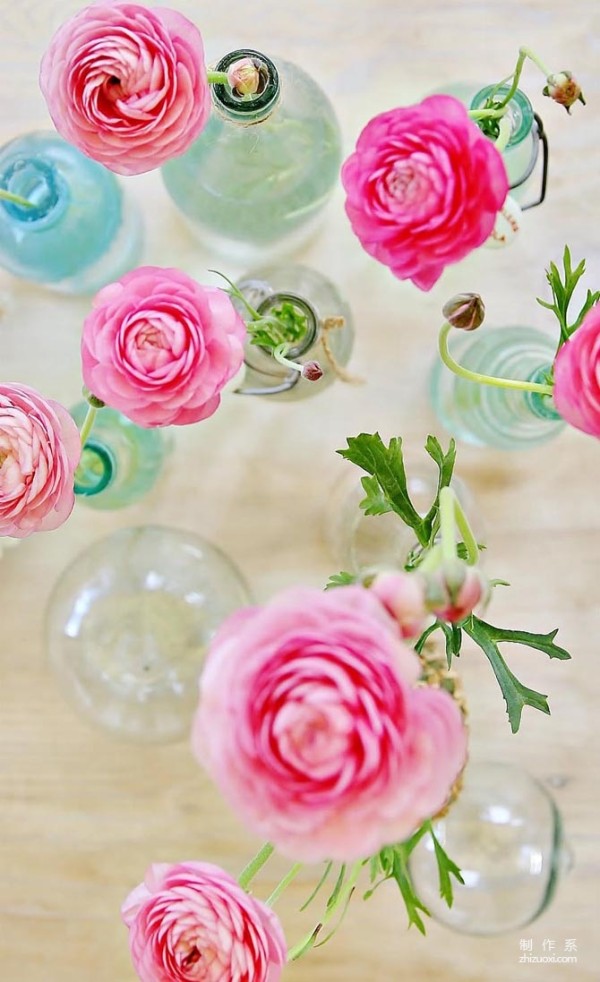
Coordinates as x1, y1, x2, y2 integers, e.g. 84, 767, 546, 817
1, 1, 599, 979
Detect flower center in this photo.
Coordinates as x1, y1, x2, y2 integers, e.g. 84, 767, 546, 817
137, 324, 164, 349
181, 946, 202, 969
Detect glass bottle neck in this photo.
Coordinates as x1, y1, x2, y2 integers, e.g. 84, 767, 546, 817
74, 440, 115, 497
211, 49, 280, 124
524, 365, 562, 421
0, 157, 67, 223
470, 85, 535, 148
256, 291, 319, 356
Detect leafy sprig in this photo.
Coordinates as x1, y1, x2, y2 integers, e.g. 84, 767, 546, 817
537, 245, 600, 349
211, 270, 309, 351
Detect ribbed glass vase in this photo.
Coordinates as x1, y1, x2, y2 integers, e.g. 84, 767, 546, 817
0, 132, 142, 293
430, 327, 565, 449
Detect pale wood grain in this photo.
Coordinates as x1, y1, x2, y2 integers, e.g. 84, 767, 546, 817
0, 0, 599, 979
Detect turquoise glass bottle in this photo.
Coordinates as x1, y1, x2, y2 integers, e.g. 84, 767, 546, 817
430, 327, 565, 449
161, 49, 342, 264
0, 132, 142, 293
71, 403, 171, 510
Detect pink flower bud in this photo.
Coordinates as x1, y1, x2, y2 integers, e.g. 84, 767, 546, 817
543, 72, 586, 114
227, 57, 261, 96
370, 570, 428, 638
442, 293, 485, 331
301, 360, 324, 381
424, 562, 488, 623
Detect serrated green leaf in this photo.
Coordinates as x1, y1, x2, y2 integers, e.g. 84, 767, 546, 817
359, 474, 393, 516
325, 864, 346, 911
324, 571, 356, 590
391, 850, 430, 934
427, 824, 464, 907
421, 437, 456, 540
438, 620, 462, 666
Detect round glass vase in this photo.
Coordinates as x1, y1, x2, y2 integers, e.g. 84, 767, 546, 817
430, 326, 565, 449
233, 264, 354, 400
161, 49, 342, 264
326, 467, 483, 574
0, 132, 142, 293
409, 761, 573, 935
45, 526, 251, 742
70, 403, 173, 510
470, 86, 542, 208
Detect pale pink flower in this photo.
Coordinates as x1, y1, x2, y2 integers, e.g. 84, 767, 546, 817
39, 2, 210, 176
122, 861, 286, 982
341, 95, 509, 291
553, 304, 600, 438
0, 384, 80, 537
369, 570, 427, 638
81, 266, 246, 427
424, 561, 488, 623
192, 586, 467, 862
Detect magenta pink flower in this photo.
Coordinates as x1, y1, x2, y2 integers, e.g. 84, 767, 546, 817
553, 304, 600, 438
122, 861, 287, 982
0, 384, 80, 537
81, 266, 246, 427
39, 2, 211, 176
341, 95, 509, 291
192, 586, 467, 862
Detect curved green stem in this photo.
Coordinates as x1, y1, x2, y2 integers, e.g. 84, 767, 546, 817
265, 863, 303, 907
453, 498, 479, 565
0, 188, 34, 208
79, 405, 98, 447
273, 343, 303, 374
438, 487, 458, 565
287, 860, 363, 962
238, 842, 275, 891
494, 115, 512, 153
438, 322, 554, 396
207, 70, 229, 85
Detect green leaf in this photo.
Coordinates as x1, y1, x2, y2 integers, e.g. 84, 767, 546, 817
464, 617, 571, 732
325, 864, 347, 912
300, 861, 333, 912
359, 475, 393, 516
338, 434, 426, 541
421, 437, 457, 540
537, 246, 598, 349
427, 823, 464, 907
391, 848, 430, 934
324, 571, 356, 590
438, 620, 462, 666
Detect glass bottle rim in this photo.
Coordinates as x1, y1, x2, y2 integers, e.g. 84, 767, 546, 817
256, 291, 318, 357
0, 156, 66, 225
470, 84, 534, 148
211, 49, 280, 123
74, 440, 115, 497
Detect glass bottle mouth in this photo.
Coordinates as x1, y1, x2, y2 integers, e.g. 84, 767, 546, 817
211, 49, 280, 123
74, 441, 115, 497
470, 85, 535, 148
256, 291, 318, 357
0, 158, 64, 223
524, 365, 562, 421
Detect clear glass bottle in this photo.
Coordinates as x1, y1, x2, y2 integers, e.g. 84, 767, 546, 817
0, 132, 142, 293
70, 403, 172, 510
325, 467, 483, 574
470, 86, 546, 209
233, 264, 354, 400
430, 326, 565, 449
409, 761, 573, 935
45, 526, 251, 743
161, 49, 342, 264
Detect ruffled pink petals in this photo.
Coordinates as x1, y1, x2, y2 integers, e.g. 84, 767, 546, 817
554, 304, 600, 438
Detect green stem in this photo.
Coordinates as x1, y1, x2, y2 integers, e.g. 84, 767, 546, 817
0, 188, 34, 208
438, 322, 554, 397
265, 863, 303, 907
287, 860, 363, 962
453, 498, 479, 565
494, 115, 512, 153
438, 487, 458, 564
273, 343, 303, 374
467, 46, 552, 122
79, 405, 98, 447
207, 70, 229, 85
238, 842, 275, 891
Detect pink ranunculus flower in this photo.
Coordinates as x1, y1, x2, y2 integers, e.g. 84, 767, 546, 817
39, 2, 211, 176
341, 95, 509, 291
553, 304, 600, 438
369, 570, 428, 638
122, 861, 287, 982
192, 585, 467, 863
81, 266, 246, 427
0, 384, 80, 537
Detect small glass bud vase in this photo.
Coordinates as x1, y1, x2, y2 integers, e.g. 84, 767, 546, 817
0, 132, 142, 294
409, 762, 573, 935
45, 526, 251, 743
430, 326, 565, 450
470, 86, 547, 210
161, 49, 342, 264
233, 264, 354, 400
70, 403, 172, 510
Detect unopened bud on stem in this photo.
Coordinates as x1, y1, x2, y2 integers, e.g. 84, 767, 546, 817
543, 71, 586, 113
442, 293, 485, 332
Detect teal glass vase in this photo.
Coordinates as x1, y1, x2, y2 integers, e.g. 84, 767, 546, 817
232, 264, 354, 400
71, 403, 172, 509
161, 49, 342, 264
45, 526, 251, 742
430, 326, 565, 449
0, 132, 142, 293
